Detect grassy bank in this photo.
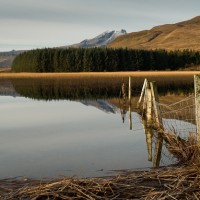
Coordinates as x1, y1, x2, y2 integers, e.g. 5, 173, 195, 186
0, 71, 200, 78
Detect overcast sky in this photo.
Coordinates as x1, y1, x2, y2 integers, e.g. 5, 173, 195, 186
0, 0, 199, 51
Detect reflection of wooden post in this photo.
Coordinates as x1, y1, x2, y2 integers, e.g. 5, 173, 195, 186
153, 133, 163, 167
128, 76, 131, 105
150, 81, 164, 167
129, 105, 132, 130
137, 78, 147, 109
145, 127, 153, 161
194, 75, 200, 144
121, 80, 126, 99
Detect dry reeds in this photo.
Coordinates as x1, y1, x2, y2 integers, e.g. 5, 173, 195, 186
0, 71, 199, 79
1, 132, 200, 200
1, 165, 200, 199
164, 132, 200, 165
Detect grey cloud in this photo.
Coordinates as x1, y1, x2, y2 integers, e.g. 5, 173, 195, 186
0, 0, 127, 26
0, 0, 200, 51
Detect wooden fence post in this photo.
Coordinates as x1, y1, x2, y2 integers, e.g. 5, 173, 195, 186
146, 86, 152, 127
142, 80, 149, 116
145, 82, 153, 161
137, 78, 147, 109
194, 75, 200, 143
149, 81, 164, 167
128, 76, 132, 130
150, 81, 163, 128
128, 76, 132, 105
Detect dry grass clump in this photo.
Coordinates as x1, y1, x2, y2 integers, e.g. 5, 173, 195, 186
1, 165, 200, 199
1, 132, 200, 199
164, 132, 200, 165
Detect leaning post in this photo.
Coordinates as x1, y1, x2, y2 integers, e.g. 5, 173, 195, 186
194, 75, 200, 144
137, 78, 147, 109
146, 85, 152, 127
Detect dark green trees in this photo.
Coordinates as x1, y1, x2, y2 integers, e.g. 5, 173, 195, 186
12, 48, 200, 72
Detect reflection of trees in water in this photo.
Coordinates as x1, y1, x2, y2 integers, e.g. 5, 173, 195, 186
11, 77, 194, 101
11, 78, 122, 100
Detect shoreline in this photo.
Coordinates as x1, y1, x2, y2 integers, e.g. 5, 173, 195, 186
0, 71, 200, 78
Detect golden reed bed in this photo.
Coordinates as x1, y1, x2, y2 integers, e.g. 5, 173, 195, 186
0, 71, 200, 78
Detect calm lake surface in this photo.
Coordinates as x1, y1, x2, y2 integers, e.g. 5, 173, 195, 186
0, 77, 193, 179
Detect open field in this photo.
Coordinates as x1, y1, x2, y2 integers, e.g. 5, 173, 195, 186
0, 71, 200, 78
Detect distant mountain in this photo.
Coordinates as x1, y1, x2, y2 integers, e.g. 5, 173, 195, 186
64, 29, 127, 48
0, 50, 23, 68
109, 16, 200, 51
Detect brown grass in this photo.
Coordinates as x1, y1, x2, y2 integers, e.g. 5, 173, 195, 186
0, 71, 199, 79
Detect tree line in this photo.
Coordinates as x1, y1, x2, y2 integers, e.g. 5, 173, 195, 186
11, 48, 200, 72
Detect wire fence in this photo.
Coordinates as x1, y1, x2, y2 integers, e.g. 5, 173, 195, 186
158, 94, 197, 138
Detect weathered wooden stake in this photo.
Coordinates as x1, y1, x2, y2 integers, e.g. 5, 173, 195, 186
128, 76, 132, 105
150, 81, 163, 127
137, 78, 147, 109
150, 81, 164, 167
194, 75, 200, 143
144, 83, 153, 160
146, 87, 152, 126
142, 80, 149, 115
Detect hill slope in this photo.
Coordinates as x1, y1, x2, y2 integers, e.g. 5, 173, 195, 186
109, 16, 200, 51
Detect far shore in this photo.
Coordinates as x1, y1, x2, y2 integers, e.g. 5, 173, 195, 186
0, 71, 200, 78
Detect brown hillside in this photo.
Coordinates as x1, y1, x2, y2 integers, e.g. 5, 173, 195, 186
108, 16, 200, 51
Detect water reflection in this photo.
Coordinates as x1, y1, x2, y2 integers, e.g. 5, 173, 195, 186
0, 78, 193, 179
81, 99, 118, 114
0, 77, 193, 101
0, 96, 153, 179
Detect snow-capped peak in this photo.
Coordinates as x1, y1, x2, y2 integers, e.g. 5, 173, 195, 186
68, 29, 127, 48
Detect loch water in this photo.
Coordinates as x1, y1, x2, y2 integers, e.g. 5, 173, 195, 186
0, 78, 193, 179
